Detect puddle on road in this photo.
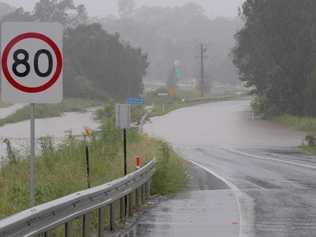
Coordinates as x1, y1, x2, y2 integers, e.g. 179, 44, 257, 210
120, 189, 239, 237
119, 163, 238, 237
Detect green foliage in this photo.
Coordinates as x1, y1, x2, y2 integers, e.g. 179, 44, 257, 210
300, 145, 316, 155
305, 135, 316, 147
303, 67, 316, 116
0, 101, 11, 108
1, 0, 86, 27
64, 23, 148, 100
233, 0, 316, 116
34, 0, 87, 27
151, 142, 187, 195
0, 98, 188, 218
0, 98, 98, 127
131, 105, 145, 124
251, 96, 267, 115
0, 120, 187, 218
274, 115, 316, 133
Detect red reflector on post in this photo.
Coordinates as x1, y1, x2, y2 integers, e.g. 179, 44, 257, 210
135, 156, 141, 169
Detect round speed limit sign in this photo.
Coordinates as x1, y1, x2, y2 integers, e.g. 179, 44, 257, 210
1, 23, 63, 103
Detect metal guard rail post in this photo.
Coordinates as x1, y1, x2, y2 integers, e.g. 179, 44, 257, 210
0, 160, 156, 237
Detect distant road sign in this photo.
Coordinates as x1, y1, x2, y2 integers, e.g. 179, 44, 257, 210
157, 92, 168, 96
175, 68, 182, 80
127, 98, 145, 105
1, 22, 63, 103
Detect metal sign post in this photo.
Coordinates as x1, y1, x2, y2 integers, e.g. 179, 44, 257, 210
30, 103, 36, 206
115, 104, 131, 218
1, 23, 63, 206
83, 127, 93, 189
123, 128, 127, 176
85, 141, 91, 189
122, 129, 127, 218
115, 104, 131, 176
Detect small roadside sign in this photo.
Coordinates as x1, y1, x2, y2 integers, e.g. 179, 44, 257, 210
127, 98, 145, 105
157, 92, 168, 96
116, 104, 131, 129
1, 22, 63, 103
83, 127, 93, 137
116, 104, 131, 180
175, 68, 182, 80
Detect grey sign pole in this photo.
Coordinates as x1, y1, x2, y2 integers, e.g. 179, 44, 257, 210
116, 104, 131, 218
30, 103, 36, 206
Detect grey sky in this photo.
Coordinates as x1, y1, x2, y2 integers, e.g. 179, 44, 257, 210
2, 0, 243, 18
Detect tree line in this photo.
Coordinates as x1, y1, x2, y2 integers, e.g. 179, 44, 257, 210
103, 2, 241, 85
0, 0, 148, 100
233, 0, 316, 116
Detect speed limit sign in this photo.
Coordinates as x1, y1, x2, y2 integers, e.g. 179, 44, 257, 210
1, 22, 63, 103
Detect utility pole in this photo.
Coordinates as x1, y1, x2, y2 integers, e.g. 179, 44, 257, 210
200, 44, 207, 97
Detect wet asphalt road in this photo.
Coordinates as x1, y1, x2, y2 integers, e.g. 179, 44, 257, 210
138, 100, 316, 237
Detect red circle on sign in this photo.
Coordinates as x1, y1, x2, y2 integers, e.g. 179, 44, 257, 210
2, 32, 63, 93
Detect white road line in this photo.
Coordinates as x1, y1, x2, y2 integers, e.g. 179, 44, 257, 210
224, 148, 316, 170
189, 160, 243, 237
194, 148, 266, 191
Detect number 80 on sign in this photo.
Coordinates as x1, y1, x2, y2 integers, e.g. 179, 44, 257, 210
1, 23, 63, 103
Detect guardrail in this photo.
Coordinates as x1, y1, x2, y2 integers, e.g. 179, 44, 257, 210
0, 160, 155, 237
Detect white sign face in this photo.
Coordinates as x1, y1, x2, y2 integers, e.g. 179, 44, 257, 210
116, 104, 131, 129
1, 22, 63, 103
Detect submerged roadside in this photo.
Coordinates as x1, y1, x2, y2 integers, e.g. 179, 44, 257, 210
0, 102, 187, 221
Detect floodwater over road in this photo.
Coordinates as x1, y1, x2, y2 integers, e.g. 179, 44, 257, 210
138, 100, 316, 237
144, 99, 304, 148
0, 104, 26, 120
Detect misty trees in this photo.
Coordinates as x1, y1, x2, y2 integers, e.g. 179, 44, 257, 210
103, 3, 240, 85
34, 0, 88, 27
0, 0, 148, 100
0, 2, 15, 19
118, 0, 135, 17
233, 0, 316, 116
1, 0, 88, 29
64, 23, 148, 99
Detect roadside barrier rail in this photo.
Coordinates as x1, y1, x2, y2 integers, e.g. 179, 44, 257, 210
0, 160, 155, 237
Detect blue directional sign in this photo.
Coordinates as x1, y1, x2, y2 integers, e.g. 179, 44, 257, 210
127, 98, 145, 105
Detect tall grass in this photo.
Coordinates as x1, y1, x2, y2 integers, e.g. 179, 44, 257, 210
0, 101, 11, 108
151, 142, 188, 195
274, 114, 316, 133
0, 102, 187, 219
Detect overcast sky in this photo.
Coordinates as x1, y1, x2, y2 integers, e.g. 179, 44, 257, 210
2, 0, 243, 18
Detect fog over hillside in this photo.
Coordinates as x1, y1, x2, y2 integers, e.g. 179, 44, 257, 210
1, 0, 243, 18
0, 2, 14, 18
0, 0, 242, 85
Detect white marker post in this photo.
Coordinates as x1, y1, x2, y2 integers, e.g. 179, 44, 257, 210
116, 104, 131, 218
1, 23, 63, 206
